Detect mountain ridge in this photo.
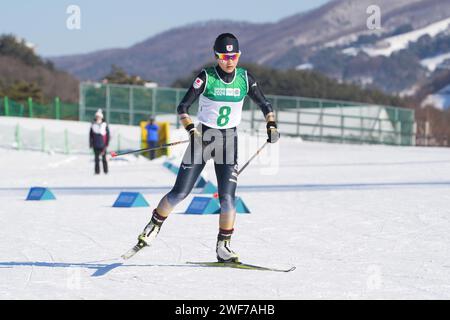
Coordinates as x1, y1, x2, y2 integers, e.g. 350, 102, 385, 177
50, 0, 450, 94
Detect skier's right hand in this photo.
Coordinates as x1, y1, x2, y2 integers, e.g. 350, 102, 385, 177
185, 123, 203, 146
266, 121, 280, 143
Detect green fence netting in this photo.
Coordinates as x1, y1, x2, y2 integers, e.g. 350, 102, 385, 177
1, 83, 416, 147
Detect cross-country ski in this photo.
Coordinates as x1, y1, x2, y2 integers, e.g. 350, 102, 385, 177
186, 261, 296, 273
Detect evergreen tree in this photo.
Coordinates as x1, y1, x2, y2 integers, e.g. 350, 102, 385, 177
0, 34, 43, 66
5, 81, 43, 102
103, 65, 149, 85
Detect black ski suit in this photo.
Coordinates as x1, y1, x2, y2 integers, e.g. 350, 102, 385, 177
164, 66, 273, 212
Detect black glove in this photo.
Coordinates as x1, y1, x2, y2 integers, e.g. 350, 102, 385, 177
266, 121, 280, 143
185, 123, 203, 146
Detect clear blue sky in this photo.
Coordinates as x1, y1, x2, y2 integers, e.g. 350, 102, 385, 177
0, 0, 330, 57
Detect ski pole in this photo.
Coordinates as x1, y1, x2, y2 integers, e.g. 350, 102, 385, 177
237, 141, 268, 176
110, 139, 190, 158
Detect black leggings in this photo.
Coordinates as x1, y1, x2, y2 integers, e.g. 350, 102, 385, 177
94, 148, 108, 174
165, 124, 238, 213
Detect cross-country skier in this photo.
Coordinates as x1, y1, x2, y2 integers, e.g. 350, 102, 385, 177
133, 33, 279, 262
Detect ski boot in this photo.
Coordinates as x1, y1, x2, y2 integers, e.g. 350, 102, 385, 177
216, 238, 239, 263
121, 209, 167, 260
137, 221, 160, 248
137, 209, 166, 247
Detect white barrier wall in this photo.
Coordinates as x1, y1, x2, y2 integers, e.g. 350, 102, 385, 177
0, 117, 141, 154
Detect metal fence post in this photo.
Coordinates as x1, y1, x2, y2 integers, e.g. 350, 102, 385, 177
28, 97, 33, 118
129, 86, 134, 126
55, 97, 61, 120
4, 96, 9, 116
378, 107, 383, 144
319, 100, 323, 141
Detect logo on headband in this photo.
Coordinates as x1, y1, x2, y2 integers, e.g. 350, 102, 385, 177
226, 45, 233, 52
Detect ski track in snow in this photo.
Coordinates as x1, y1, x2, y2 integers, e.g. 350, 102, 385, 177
1, 136, 450, 299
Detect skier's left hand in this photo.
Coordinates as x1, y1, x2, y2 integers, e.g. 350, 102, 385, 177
266, 121, 280, 143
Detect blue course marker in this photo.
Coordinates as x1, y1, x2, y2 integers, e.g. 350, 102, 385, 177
113, 192, 149, 208
26, 187, 56, 201
185, 196, 250, 214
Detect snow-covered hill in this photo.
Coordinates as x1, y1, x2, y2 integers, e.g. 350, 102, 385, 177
422, 84, 450, 109
343, 17, 450, 58
365, 17, 450, 57
420, 52, 450, 72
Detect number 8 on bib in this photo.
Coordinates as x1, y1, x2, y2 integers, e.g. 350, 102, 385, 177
217, 106, 231, 127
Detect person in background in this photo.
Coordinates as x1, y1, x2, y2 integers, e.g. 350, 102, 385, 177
89, 109, 110, 174
145, 115, 159, 160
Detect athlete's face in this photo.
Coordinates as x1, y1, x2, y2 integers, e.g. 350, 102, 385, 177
216, 53, 240, 73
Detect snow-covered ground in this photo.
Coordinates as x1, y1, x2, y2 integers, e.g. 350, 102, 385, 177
1, 128, 450, 299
